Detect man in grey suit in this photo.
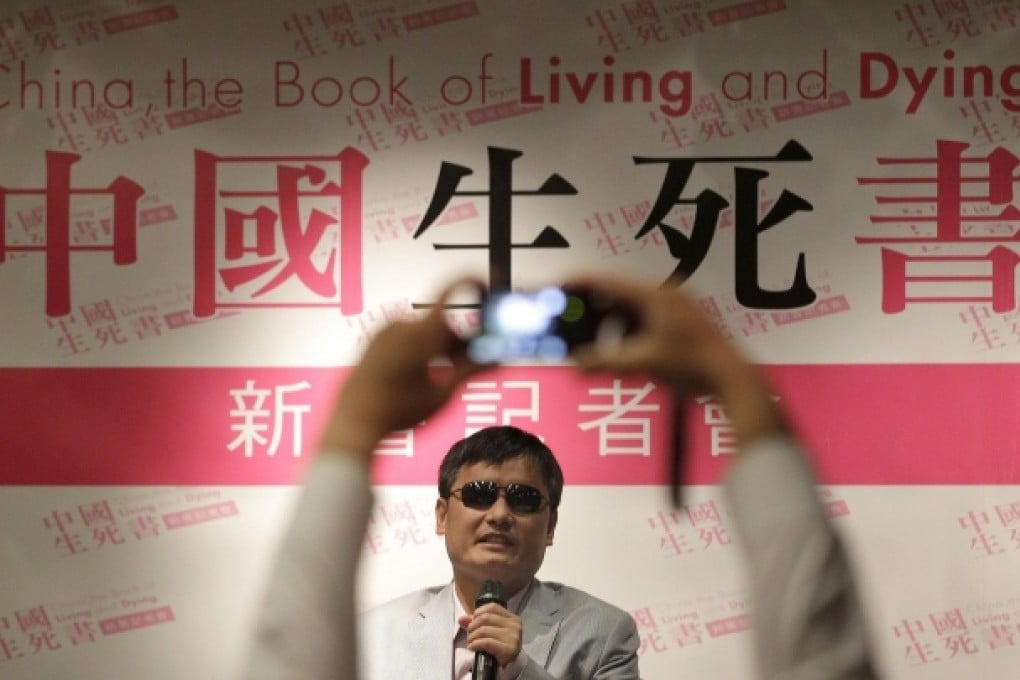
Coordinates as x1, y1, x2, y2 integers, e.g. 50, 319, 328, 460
243, 273, 877, 680
358, 425, 640, 679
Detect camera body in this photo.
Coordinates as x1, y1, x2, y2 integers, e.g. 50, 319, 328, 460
468, 286, 631, 363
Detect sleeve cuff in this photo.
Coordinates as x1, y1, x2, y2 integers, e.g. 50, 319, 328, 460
723, 435, 824, 540
500, 650, 528, 679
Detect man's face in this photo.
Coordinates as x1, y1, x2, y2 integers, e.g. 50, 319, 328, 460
436, 456, 558, 595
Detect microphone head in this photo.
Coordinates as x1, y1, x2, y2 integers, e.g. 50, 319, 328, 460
474, 579, 506, 609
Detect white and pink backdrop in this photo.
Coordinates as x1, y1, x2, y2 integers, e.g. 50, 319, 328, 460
2, 1, 1020, 678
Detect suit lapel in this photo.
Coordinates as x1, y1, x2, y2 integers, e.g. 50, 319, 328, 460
407, 583, 456, 680
403, 580, 564, 676
520, 580, 561, 670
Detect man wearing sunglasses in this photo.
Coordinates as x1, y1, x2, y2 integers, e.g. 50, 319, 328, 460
244, 274, 875, 679
357, 424, 641, 679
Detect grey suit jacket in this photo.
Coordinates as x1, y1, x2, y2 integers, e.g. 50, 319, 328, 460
358, 579, 641, 679
243, 438, 877, 680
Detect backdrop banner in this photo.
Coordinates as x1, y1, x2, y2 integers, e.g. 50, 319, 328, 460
2, 1, 1020, 678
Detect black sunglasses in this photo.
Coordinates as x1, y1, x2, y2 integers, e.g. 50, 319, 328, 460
449, 480, 548, 514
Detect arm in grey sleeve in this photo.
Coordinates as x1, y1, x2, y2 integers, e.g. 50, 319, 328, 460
724, 437, 878, 680
242, 454, 373, 680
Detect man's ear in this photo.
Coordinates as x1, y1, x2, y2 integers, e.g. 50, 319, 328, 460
545, 509, 558, 546
435, 497, 448, 535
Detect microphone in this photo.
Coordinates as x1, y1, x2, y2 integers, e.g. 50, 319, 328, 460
471, 579, 506, 680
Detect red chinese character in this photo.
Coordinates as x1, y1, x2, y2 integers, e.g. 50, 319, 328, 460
193, 148, 368, 317
958, 509, 1005, 556
0, 151, 143, 316
858, 140, 1020, 312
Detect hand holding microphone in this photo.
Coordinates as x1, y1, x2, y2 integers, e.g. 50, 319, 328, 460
461, 580, 522, 680
471, 580, 505, 680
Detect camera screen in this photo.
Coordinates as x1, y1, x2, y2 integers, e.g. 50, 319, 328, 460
468, 287, 589, 363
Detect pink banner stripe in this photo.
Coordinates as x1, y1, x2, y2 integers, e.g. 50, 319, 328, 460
2, 365, 1018, 485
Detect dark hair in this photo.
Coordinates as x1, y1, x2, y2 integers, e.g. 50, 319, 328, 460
438, 426, 564, 510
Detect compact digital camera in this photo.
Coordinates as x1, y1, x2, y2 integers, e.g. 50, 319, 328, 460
467, 286, 632, 363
